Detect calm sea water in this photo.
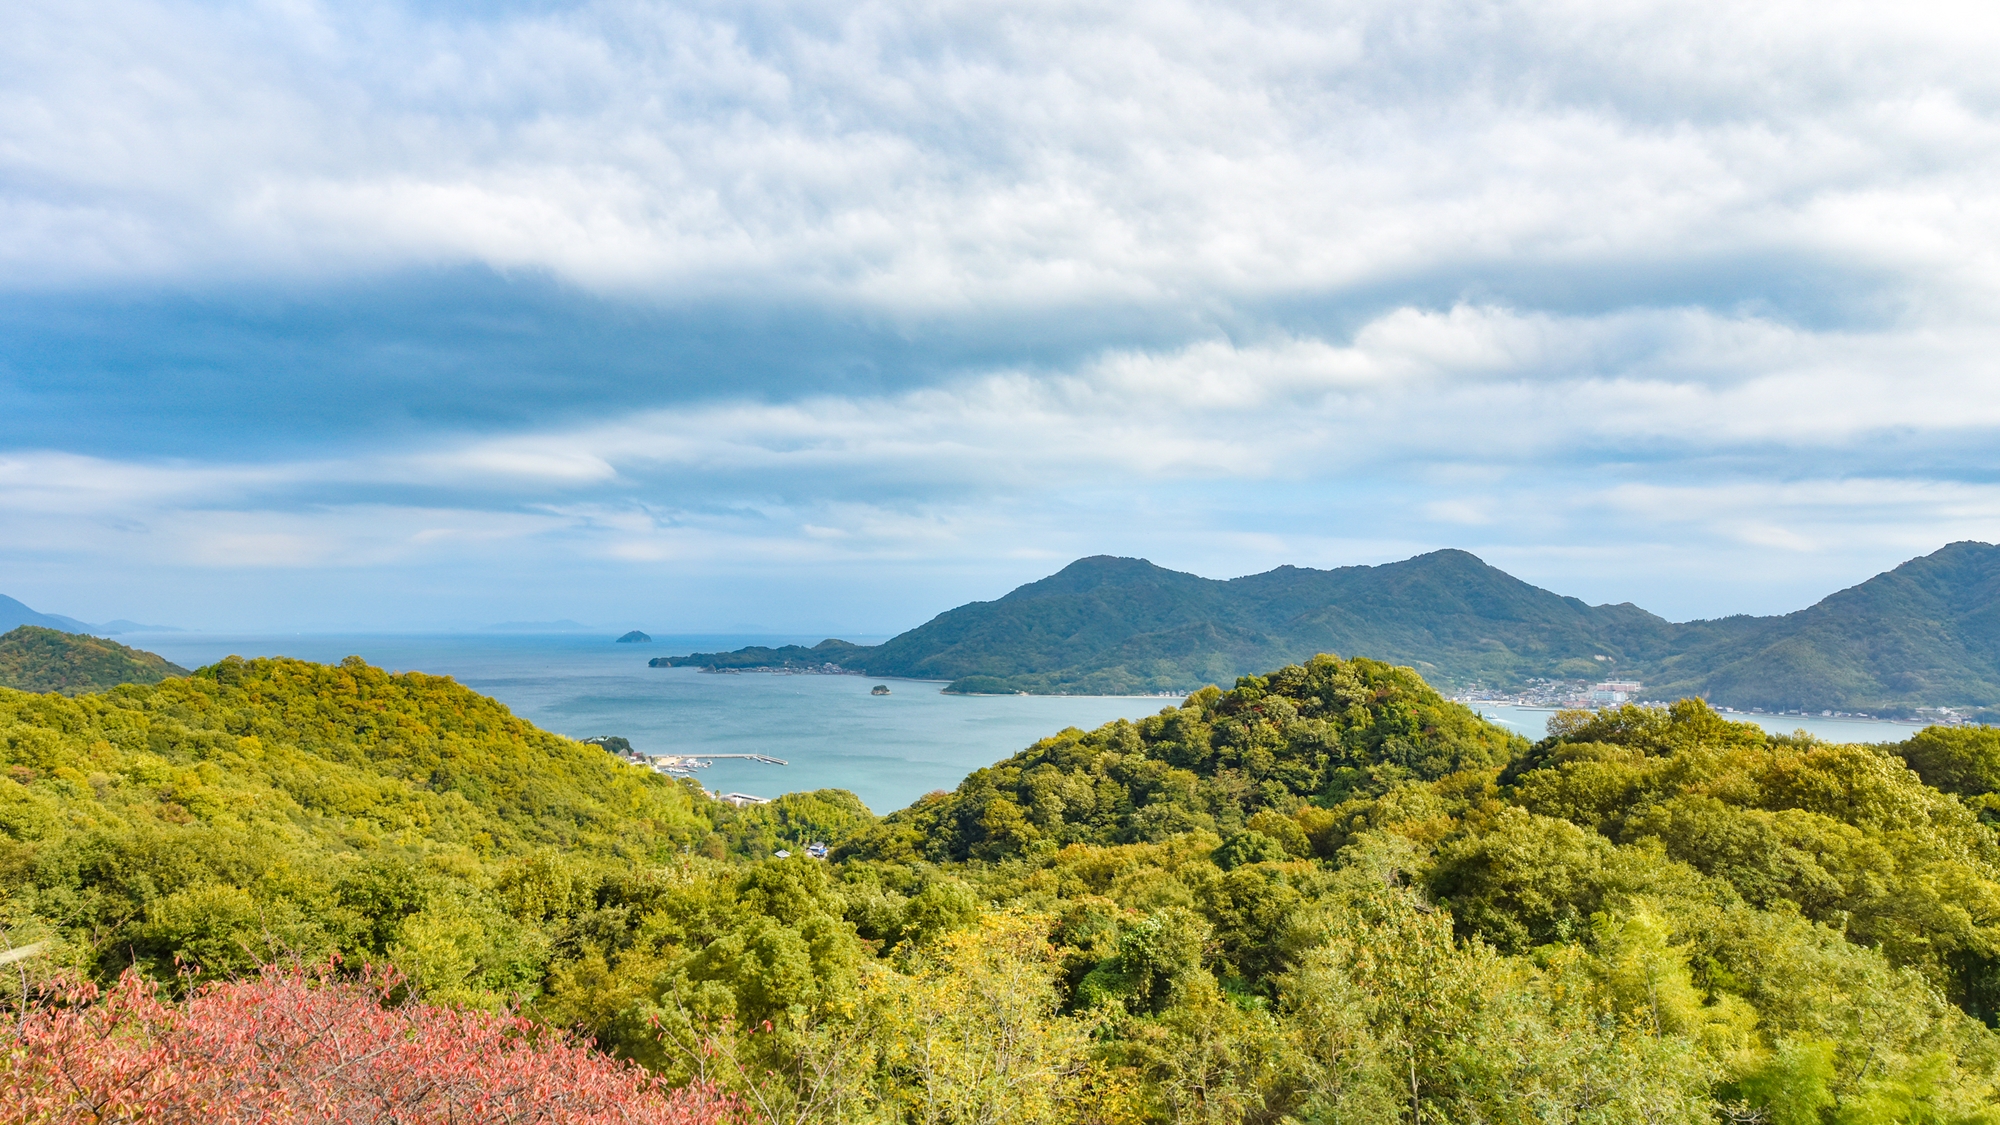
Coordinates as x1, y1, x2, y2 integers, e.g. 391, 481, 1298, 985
123, 633, 1181, 815
116, 633, 1942, 812
1467, 702, 1931, 745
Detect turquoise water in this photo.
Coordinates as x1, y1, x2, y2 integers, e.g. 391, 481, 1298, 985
123, 633, 1180, 814
1467, 702, 1932, 744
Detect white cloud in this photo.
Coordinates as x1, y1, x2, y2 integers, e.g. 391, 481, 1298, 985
3, 303, 1996, 603
4, 0, 2000, 319
5, 0, 2000, 627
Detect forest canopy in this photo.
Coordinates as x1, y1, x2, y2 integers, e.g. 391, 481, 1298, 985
0, 624, 188, 695
7, 651, 2000, 1122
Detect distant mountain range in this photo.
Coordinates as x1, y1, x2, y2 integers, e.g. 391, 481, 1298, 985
0, 625, 189, 695
0, 593, 179, 635
659, 542, 2000, 718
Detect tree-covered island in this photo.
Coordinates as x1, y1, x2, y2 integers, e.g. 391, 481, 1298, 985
658, 542, 2000, 720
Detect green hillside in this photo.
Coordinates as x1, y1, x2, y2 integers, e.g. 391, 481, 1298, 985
0, 624, 189, 694
662, 550, 1688, 692
9, 651, 2000, 1119
0, 655, 861, 998
1649, 540, 2000, 714
662, 543, 2000, 715
826, 658, 2000, 1119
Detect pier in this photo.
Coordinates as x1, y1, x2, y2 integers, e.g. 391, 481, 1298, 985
638, 751, 788, 776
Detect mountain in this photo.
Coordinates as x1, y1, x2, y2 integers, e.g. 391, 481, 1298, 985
95, 619, 183, 634
660, 542, 2000, 715
0, 594, 92, 633
0, 625, 191, 694
1646, 540, 2000, 714
0, 594, 178, 635
661, 549, 1713, 694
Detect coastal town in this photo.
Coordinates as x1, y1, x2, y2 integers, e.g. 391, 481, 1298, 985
1452, 678, 1973, 724
1452, 678, 1656, 710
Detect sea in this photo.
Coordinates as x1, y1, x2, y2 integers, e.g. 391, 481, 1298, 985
120, 632, 1938, 814
122, 632, 1182, 815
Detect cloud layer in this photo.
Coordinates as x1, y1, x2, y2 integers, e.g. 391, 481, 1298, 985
8, 0, 2000, 306
2, 0, 1998, 629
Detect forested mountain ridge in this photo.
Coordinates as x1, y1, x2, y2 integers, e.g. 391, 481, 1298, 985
663, 542, 2000, 716
1646, 539, 2000, 713
10, 651, 2000, 1120
662, 549, 1689, 691
0, 624, 188, 694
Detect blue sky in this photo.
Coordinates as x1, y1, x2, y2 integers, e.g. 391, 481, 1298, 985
4, 0, 1999, 633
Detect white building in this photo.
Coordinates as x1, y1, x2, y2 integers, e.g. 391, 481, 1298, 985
1589, 681, 1643, 706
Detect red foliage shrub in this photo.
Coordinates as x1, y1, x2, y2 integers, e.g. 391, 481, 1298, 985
0, 966, 741, 1125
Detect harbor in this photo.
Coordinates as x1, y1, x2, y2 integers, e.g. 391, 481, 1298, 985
598, 744, 790, 807
621, 750, 788, 776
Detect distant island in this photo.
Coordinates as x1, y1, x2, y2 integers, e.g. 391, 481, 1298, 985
0, 625, 189, 695
651, 639, 866, 674
656, 541, 2000, 719
616, 630, 652, 643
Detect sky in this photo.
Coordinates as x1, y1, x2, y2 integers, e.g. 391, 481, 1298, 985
4, 0, 2000, 634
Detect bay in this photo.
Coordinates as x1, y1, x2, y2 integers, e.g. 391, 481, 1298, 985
123, 632, 1180, 814
116, 632, 1942, 812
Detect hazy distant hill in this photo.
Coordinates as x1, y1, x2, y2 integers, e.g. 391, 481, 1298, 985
662, 543, 2000, 716
0, 593, 93, 633
0, 625, 190, 695
0, 594, 178, 635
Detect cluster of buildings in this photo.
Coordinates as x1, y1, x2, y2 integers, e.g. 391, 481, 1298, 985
1457, 690, 1974, 724
695, 662, 857, 676
1457, 679, 1660, 710
1587, 681, 1644, 706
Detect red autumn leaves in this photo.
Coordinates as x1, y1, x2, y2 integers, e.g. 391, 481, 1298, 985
1, 965, 740, 1125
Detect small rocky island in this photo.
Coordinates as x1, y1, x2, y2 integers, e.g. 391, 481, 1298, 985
871, 684, 891, 695
616, 630, 652, 643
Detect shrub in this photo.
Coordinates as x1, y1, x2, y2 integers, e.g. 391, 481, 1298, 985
0, 964, 739, 1125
